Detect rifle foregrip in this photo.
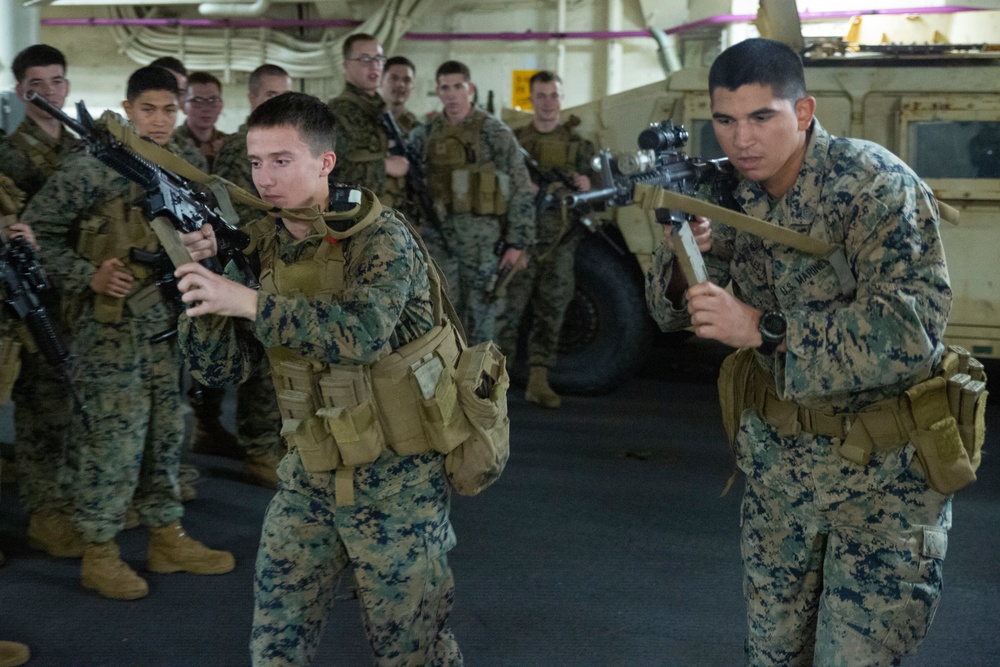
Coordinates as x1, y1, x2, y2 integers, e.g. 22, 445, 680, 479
24, 308, 71, 372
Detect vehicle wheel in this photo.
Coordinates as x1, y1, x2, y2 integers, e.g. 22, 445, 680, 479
511, 233, 655, 395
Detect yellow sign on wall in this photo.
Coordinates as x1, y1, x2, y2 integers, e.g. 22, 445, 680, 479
512, 70, 539, 110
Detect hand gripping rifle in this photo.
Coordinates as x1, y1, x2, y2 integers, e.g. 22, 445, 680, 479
25, 92, 259, 291
564, 120, 736, 286
379, 110, 451, 252
1, 232, 90, 426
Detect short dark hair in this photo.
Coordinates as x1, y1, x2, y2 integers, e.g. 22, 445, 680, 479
436, 60, 471, 83
529, 70, 562, 90
247, 92, 335, 157
343, 33, 379, 60
385, 56, 415, 75
249, 64, 290, 96
149, 56, 187, 77
709, 38, 806, 102
126, 66, 181, 102
12, 44, 67, 83
187, 71, 222, 90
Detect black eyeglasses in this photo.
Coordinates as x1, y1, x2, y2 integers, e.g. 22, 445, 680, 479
187, 96, 222, 107
346, 56, 386, 67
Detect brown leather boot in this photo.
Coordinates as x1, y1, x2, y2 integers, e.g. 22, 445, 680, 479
147, 521, 235, 575
243, 452, 281, 489
82, 540, 149, 600
0, 640, 30, 667
525, 366, 561, 409
28, 509, 86, 558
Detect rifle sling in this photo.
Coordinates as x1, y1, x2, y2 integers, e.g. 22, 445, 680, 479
634, 184, 857, 294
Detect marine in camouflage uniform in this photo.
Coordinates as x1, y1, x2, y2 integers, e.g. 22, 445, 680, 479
327, 81, 391, 196
0, 46, 86, 557
172, 123, 227, 171
497, 111, 595, 407
645, 39, 953, 666
409, 61, 534, 344
20, 66, 233, 600
177, 92, 461, 665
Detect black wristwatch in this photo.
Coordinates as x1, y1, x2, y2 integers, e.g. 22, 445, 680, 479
758, 310, 787, 355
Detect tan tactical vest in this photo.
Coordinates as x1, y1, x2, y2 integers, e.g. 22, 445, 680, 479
426, 110, 509, 216
73, 185, 163, 323
517, 122, 583, 175
258, 193, 473, 503
8, 131, 63, 178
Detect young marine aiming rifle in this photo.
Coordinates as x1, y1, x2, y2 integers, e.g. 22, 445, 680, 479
25, 91, 259, 291
0, 231, 89, 424
379, 109, 451, 252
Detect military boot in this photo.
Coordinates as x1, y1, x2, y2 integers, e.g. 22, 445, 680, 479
243, 452, 281, 489
525, 366, 561, 409
147, 521, 235, 575
0, 640, 30, 667
82, 540, 149, 600
28, 508, 86, 558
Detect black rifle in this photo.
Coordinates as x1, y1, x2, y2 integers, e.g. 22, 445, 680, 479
0, 233, 89, 424
379, 110, 450, 252
564, 120, 737, 224
25, 91, 259, 291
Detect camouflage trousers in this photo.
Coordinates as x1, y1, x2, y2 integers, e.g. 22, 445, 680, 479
741, 460, 951, 666
12, 351, 75, 514
72, 314, 185, 543
423, 213, 502, 345
251, 450, 462, 667
190, 355, 282, 458
496, 229, 580, 369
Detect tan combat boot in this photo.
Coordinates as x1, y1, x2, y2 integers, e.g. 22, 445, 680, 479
147, 521, 235, 575
28, 509, 87, 558
525, 366, 561, 409
0, 640, 30, 667
243, 452, 281, 489
82, 540, 149, 600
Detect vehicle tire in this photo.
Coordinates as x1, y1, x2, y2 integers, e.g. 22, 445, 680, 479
511, 233, 655, 395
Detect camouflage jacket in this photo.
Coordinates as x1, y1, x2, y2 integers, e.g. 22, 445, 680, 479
514, 119, 595, 243
395, 109, 420, 136
646, 120, 952, 502
172, 123, 227, 171
409, 108, 535, 247
328, 83, 389, 195
0, 117, 81, 199
20, 134, 205, 306
178, 193, 440, 497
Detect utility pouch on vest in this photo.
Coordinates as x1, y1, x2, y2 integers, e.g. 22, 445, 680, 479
415, 349, 473, 456
318, 364, 385, 467
451, 170, 472, 214
283, 417, 341, 474
476, 169, 497, 216
0, 337, 23, 404
717, 347, 762, 448
446, 340, 511, 496
905, 376, 975, 495
93, 294, 125, 324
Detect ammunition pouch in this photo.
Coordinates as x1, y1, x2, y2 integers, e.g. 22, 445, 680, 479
0, 336, 23, 404
444, 167, 509, 217
723, 345, 988, 495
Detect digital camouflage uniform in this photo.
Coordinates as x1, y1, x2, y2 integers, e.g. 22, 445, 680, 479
409, 108, 534, 344
646, 120, 953, 666
20, 132, 207, 543
178, 192, 461, 667
0, 117, 80, 516
171, 123, 228, 171
496, 120, 595, 369
327, 83, 391, 198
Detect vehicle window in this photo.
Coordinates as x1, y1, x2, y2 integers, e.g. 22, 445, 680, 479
909, 120, 1000, 179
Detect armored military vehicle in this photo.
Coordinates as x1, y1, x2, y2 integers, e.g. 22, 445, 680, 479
536, 44, 1000, 394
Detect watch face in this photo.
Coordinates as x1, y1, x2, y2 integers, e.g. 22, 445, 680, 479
761, 311, 787, 338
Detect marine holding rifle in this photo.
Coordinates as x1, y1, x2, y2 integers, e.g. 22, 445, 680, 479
496, 70, 595, 408
20, 65, 235, 601
645, 38, 965, 666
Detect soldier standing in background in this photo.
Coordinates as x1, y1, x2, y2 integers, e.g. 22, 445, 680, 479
20, 66, 235, 601
496, 71, 594, 408
409, 60, 534, 344
327, 33, 410, 202
382, 55, 419, 133
173, 71, 228, 171
194, 63, 292, 485
175, 91, 463, 667
149, 56, 188, 101
646, 38, 955, 666
0, 44, 87, 559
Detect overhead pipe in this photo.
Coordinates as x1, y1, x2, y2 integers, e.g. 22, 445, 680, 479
41, 6, 986, 39
198, 0, 270, 18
